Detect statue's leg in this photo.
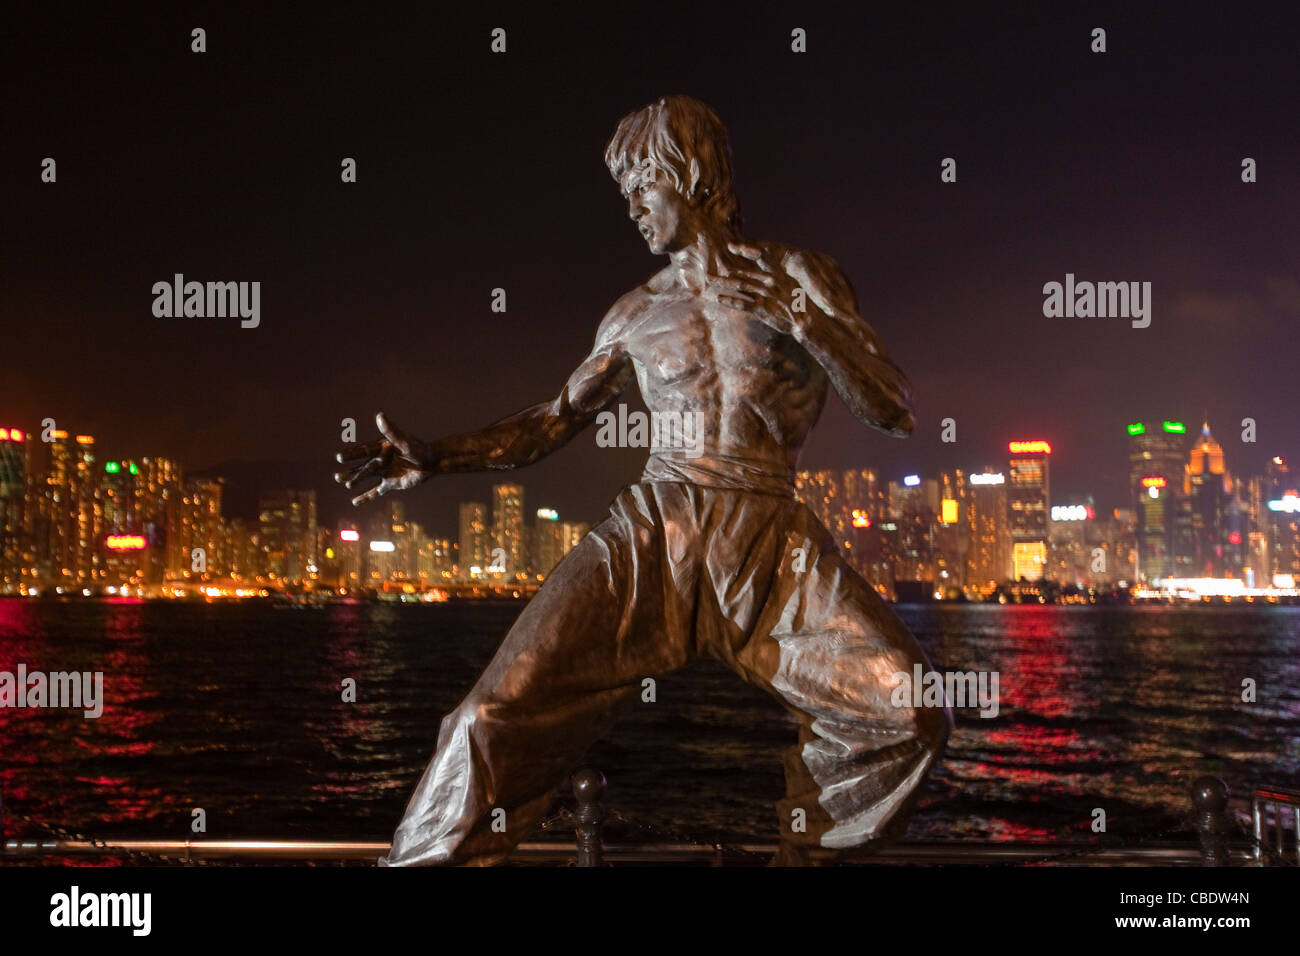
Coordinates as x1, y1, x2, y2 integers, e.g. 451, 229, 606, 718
722, 501, 952, 864
380, 484, 691, 866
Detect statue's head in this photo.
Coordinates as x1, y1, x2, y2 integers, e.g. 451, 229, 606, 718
605, 95, 742, 254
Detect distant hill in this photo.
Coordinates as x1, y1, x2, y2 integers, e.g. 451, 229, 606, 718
192, 459, 351, 524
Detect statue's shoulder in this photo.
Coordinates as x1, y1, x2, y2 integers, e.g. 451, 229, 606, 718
594, 280, 658, 347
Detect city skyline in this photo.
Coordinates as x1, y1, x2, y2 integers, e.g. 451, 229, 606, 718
6, 7, 1299, 544
3, 413, 1296, 598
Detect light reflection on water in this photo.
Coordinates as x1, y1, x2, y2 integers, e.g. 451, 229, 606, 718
0, 600, 1296, 848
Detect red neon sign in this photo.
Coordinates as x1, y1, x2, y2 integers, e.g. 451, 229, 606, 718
106, 534, 147, 551
1008, 440, 1052, 455
1141, 476, 1166, 488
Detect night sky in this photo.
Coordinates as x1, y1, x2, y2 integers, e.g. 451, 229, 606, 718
6, 3, 1298, 536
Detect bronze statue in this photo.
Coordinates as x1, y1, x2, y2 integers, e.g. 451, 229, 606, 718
335, 95, 950, 865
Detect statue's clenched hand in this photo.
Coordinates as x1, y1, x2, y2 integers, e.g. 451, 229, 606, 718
334, 412, 432, 506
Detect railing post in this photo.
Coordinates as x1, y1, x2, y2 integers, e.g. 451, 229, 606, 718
571, 767, 605, 867
1191, 776, 1230, 867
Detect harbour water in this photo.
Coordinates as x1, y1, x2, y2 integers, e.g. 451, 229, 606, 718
1, 599, 1297, 850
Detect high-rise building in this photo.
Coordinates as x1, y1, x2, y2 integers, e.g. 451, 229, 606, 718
492, 483, 525, 579
226, 517, 263, 583
1127, 420, 1188, 583
175, 477, 225, 581
0, 426, 28, 592
1180, 422, 1235, 578
889, 475, 940, 585
37, 431, 77, 588
1047, 499, 1100, 586
965, 469, 1010, 589
1264, 457, 1300, 584
1007, 440, 1051, 581
137, 456, 184, 585
99, 458, 151, 588
418, 537, 453, 583
533, 508, 565, 576
559, 521, 589, 557
936, 469, 969, 590
458, 501, 488, 578
258, 489, 317, 585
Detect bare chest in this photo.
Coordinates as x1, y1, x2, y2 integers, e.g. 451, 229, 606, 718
624, 294, 796, 387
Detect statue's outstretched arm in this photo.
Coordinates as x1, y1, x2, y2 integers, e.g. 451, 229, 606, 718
428, 331, 634, 473
335, 303, 635, 505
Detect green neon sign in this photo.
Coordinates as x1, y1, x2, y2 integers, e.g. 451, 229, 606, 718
1127, 423, 1145, 436
1162, 421, 1186, 434
105, 462, 119, 474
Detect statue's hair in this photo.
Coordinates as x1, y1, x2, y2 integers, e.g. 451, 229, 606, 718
604, 95, 742, 230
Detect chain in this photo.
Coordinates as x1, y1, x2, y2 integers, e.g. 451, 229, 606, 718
543, 804, 1296, 868
537, 805, 767, 860
603, 807, 770, 860
9, 811, 213, 866
980, 821, 1200, 867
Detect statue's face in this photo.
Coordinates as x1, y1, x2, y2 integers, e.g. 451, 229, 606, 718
622, 164, 695, 255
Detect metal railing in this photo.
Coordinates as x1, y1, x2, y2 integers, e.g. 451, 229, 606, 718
0, 771, 1291, 867
1252, 785, 1300, 866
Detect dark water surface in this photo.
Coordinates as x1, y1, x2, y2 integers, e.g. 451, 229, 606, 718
1, 600, 1297, 849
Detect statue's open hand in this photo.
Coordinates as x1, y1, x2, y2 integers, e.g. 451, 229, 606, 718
333, 412, 431, 506
704, 241, 802, 334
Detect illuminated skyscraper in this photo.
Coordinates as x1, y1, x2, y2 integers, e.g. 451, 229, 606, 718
258, 489, 317, 585
1047, 499, 1100, 585
0, 426, 28, 592
1007, 440, 1051, 581
226, 517, 263, 583
965, 469, 1010, 589
458, 501, 488, 578
1264, 457, 1300, 583
533, 508, 565, 576
559, 521, 589, 557
936, 470, 969, 590
492, 483, 525, 579
889, 475, 939, 585
138, 456, 184, 585
1127, 420, 1188, 583
1180, 422, 1235, 578
168, 477, 225, 582
38, 430, 77, 587
66, 435, 100, 584
98, 459, 149, 587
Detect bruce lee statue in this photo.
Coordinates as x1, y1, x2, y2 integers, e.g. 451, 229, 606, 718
335, 95, 950, 866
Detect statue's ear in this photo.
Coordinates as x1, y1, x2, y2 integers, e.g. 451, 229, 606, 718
687, 157, 702, 200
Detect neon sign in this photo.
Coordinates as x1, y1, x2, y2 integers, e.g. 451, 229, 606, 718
1008, 440, 1052, 455
1051, 505, 1094, 521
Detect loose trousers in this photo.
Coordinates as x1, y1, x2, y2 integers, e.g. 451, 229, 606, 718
380, 481, 950, 865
